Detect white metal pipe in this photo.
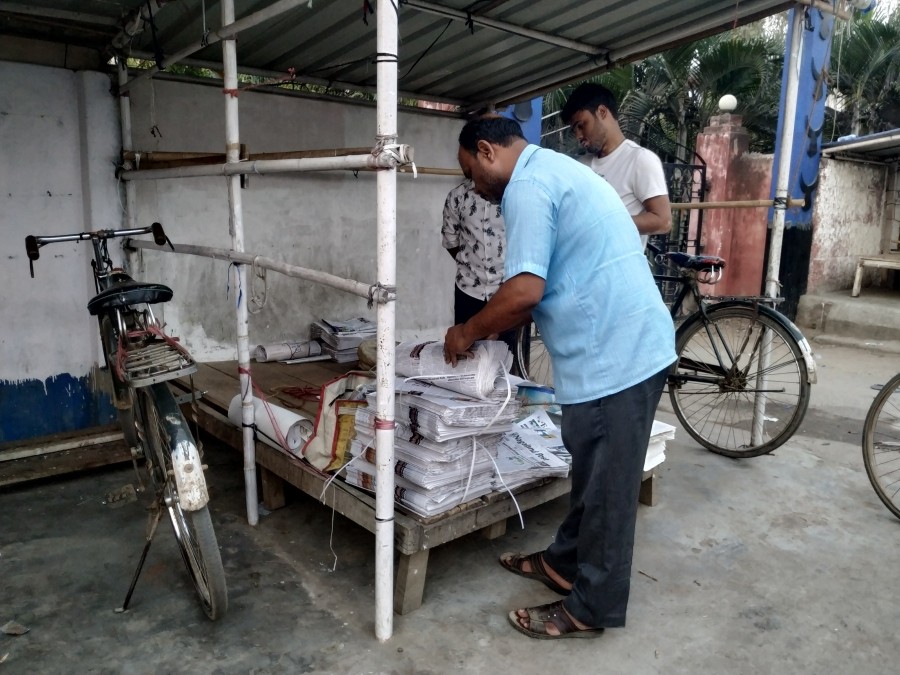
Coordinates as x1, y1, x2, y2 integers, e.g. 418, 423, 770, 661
374, 0, 399, 643
127, 49, 466, 108
120, 0, 308, 94
402, 0, 603, 55
752, 7, 805, 447
119, 152, 410, 181
222, 0, 259, 527
117, 58, 137, 232
126, 238, 394, 304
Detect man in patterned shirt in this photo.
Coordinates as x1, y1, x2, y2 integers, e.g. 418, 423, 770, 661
441, 178, 517, 353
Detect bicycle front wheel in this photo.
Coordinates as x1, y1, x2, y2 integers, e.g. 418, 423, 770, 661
862, 372, 900, 520
137, 384, 228, 620
515, 321, 553, 388
669, 306, 810, 458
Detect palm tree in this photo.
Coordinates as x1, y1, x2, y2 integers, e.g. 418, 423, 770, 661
829, 10, 900, 137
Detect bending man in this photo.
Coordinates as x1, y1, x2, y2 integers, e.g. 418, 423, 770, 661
443, 117, 675, 639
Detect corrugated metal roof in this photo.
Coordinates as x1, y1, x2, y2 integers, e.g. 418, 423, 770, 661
822, 129, 900, 164
0, 0, 794, 107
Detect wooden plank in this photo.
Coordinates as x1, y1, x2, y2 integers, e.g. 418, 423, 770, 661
0, 440, 131, 487
480, 519, 508, 540
394, 549, 429, 615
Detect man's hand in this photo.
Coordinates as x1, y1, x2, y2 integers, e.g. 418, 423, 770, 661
444, 323, 475, 366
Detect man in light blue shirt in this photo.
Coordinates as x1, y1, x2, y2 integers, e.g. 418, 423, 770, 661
444, 116, 675, 639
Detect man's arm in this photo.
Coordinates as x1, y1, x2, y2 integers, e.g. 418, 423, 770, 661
632, 194, 671, 235
443, 272, 544, 365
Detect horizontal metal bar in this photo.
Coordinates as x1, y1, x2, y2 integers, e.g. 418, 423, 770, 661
402, 0, 605, 56
125, 239, 395, 304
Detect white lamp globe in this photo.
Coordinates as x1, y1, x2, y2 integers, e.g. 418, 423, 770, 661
718, 94, 738, 112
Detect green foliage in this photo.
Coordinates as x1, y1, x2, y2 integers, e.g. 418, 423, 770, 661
543, 8, 900, 158
828, 10, 900, 138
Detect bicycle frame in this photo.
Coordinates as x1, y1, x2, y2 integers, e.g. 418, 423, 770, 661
26, 225, 209, 511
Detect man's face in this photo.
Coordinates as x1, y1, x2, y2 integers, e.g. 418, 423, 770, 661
569, 106, 608, 155
457, 144, 507, 204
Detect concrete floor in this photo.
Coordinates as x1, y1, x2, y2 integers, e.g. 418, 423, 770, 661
2, 341, 900, 674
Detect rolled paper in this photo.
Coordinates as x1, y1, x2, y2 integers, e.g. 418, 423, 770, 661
227, 394, 313, 455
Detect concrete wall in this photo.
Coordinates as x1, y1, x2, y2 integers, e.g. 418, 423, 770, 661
1, 61, 464, 441
807, 158, 889, 292
126, 79, 462, 362
0, 61, 121, 441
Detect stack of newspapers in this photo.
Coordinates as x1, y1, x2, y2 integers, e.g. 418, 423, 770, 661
310, 317, 376, 363
344, 340, 569, 517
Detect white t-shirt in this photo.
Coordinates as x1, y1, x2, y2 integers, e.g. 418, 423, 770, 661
581, 139, 668, 248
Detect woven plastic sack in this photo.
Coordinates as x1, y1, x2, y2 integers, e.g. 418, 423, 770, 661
300, 370, 375, 472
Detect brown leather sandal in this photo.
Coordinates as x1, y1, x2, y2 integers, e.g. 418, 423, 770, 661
508, 600, 605, 640
498, 551, 571, 595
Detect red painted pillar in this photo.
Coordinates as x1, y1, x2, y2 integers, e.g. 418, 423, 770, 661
695, 113, 770, 296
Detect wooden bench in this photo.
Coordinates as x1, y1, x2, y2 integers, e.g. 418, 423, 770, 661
852, 253, 900, 297
171, 361, 658, 614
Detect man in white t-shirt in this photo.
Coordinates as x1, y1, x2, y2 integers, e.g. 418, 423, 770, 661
561, 83, 671, 249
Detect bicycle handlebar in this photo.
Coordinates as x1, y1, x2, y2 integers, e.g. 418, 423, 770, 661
25, 223, 169, 277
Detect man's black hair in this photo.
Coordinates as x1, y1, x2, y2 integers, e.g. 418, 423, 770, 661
458, 116, 526, 155
560, 82, 619, 125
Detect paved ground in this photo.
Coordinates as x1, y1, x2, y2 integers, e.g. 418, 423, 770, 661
2, 341, 899, 674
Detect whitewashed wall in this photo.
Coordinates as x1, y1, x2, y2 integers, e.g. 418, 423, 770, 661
0, 60, 462, 440
807, 157, 890, 292
0, 61, 119, 384
126, 78, 462, 361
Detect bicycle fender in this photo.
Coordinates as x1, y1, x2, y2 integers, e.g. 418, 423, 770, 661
677, 300, 818, 385
171, 439, 209, 511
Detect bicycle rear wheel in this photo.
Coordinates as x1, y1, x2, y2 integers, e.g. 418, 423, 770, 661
669, 306, 810, 458
137, 384, 228, 620
862, 372, 900, 520
515, 321, 553, 388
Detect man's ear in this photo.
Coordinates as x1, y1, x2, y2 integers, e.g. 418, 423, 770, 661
476, 139, 495, 161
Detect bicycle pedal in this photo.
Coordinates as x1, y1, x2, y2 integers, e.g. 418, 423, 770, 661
104, 484, 138, 508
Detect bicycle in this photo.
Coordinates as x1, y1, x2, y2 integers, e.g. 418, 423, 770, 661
862, 372, 900, 520
515, 248, 817, 459
25, 223, 227, 620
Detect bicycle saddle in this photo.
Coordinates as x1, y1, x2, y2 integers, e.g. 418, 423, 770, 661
87, 276, 173, 315
665, 252, 726, 271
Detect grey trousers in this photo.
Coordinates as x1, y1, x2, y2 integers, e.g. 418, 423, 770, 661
543, 367, 668, 628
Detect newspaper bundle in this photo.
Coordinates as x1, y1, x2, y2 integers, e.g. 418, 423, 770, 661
367, 379, 519, 442
395, 339, 514, 400
311, 317, 376, 362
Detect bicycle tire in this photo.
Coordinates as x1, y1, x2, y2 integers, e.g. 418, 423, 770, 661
668, 305, 810, 458
862, 372, 900, 520
136, 384, 228, 620
515, 321, 553, 388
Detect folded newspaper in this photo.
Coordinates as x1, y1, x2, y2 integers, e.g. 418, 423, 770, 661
395, 339, 515, 400
310, 317, 376, 351
355, 406, 502, 462
366, 379, 519, 442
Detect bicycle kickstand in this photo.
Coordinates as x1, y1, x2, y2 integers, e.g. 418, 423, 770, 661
114, 499, 163, 614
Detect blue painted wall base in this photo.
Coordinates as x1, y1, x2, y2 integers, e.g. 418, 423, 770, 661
0, 374, 117, 443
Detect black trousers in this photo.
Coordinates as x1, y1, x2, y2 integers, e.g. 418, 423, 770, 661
543, 367, 669, 627
454, 285, 518, 357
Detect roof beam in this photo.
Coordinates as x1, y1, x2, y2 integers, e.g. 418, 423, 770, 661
0, 2, 120, 26
119, 0, 308, 93
402, 0, 606, 56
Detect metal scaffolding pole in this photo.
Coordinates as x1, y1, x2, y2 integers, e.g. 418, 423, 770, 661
222, 0, 259, 527
374, 0, 399, 643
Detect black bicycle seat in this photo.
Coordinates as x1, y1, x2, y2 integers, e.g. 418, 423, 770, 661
87, 280, 173, 315
665, 252, 726, 271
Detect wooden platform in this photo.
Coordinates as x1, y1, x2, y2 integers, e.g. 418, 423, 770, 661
169, 360, 574, 614
852, 254, 900, 297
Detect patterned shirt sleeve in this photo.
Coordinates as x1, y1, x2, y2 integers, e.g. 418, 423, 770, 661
441, 184, 462, 250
